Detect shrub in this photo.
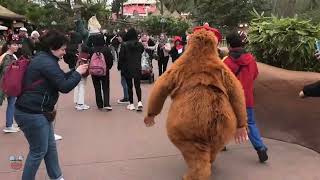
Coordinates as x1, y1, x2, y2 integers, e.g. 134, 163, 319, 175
248, 14, 320, 72
139, 16, 191, 36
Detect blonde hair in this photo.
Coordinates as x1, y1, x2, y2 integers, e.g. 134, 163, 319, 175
88, 16, 101, 34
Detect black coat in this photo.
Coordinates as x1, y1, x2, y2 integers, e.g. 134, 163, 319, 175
16, 52, 81, 113
169, 46, 184, 62
145, 38, 155, 58
92, 46, 114, 73
118, 40, 144, 78
87, 33, 114, 74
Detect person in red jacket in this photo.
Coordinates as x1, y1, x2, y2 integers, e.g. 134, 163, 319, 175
224, 32, 268, 163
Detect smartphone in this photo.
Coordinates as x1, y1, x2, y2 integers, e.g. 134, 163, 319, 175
316, 40, 320, 51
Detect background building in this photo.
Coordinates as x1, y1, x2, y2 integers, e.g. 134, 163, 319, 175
122, 0, 157, 17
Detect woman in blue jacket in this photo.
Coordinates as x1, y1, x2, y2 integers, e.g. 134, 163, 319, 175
14, 30, 88, 180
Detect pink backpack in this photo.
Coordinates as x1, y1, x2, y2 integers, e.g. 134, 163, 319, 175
89, 52, 107, 76
1, 56, 30, 97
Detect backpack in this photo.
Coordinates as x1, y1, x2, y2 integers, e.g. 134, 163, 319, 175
1, 56, 30, 97
89, 51, 107, 76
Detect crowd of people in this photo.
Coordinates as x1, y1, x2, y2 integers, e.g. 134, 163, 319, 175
0, 19, 319, 180
0, 20, 189, 179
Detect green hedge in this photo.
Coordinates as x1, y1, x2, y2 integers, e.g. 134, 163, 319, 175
138, 16, 191, 36
248, 15, 320, 72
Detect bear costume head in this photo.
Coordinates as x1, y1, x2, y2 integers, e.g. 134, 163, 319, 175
177, 26, 222, 66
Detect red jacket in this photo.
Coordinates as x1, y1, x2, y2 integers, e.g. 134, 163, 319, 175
224, 48, 258, 108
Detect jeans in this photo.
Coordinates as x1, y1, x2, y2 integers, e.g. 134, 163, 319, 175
125, 76, 142, 104
247, 108, 267, 151
121, 75, 129, 100
74, 77, 87, 105
14, 109, 63, 180
6, 96, 16, 128
92, 75, 110, 108
158, 56, 169, 76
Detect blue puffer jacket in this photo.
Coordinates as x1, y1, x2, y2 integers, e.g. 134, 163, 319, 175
15, 51, 81, 113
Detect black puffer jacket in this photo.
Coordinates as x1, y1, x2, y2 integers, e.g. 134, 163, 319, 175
16, 51, 81, 113
118, 40, 144, 78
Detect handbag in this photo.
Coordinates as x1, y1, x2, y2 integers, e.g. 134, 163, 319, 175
43, 110, 57, 122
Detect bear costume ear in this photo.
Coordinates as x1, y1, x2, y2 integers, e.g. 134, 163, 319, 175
188, 29, 218, 50
193, 26, 222, 43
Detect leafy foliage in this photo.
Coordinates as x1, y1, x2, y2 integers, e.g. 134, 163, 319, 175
271, 0, 319, 19
0, 0, 111, 31
161, 0, 272, 29
194, 0, 272, 28
248, 13, 320, 72
161, 0, 195, 13
139, 15, 191, 36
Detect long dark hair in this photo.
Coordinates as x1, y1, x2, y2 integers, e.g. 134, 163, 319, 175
1, 43, 8, 55
0, 37, 19, 55
125, 28, 138, 41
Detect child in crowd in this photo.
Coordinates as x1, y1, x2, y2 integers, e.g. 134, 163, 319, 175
223, 31, 268, 163
74, 44, 91, 111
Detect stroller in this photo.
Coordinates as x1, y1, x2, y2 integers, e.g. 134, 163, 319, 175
141, 51, 155, 83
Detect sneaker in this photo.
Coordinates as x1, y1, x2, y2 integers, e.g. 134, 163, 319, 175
76, 104, 90, 111
127, 104, 135, 111
12, 123, 19, 128
257, 148, 268, 163
54, 134, 63, 141
3, 126, 20, 133
82, 104, 90, 109
117, 98, 129, 104
103, 106, 113, 111
136, 101, 143, 111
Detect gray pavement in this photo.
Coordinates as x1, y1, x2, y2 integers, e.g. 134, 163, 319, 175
0, 62, 319, 180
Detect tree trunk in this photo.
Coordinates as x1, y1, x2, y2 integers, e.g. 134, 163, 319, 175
160, 0, 164, 15
121, 0, 124, 18
286, 0, 297, 17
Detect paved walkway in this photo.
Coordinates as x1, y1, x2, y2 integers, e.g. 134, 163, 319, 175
0, 62, 319, 180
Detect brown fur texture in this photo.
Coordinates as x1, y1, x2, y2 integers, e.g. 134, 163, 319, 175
146, 29, 247, 180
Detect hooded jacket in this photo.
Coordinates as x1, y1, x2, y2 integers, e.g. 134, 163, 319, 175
118, 29, 144, 78
118, 40, 144, 78
224, 48, 258, 108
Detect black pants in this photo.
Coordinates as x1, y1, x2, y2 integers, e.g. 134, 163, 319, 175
125, 76, 141, 104
92, 75, 110, 108
158, 56, 169, 76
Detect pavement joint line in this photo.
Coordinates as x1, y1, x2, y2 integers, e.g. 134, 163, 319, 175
0, 154, 181, 174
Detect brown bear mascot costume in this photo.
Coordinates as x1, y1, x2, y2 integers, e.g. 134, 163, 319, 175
144, 26, 249, 180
